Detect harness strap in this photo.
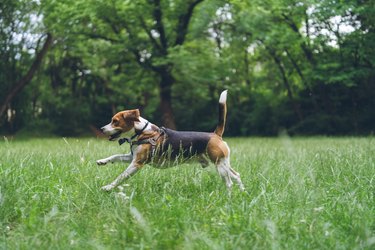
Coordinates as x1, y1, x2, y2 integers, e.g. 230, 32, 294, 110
118, 122, 149, 146
118, 122, 166, 155
128, 138, 155, 155
118, 137, 131, 146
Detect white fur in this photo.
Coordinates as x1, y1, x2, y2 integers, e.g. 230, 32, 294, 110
134, 117, 153, 131
101, 123, 117, 135
216, 157, 245, 191
219, 90, 228, 104
96, 153, 133, 165
101, 163, 139, 191
100, 144, 143, 191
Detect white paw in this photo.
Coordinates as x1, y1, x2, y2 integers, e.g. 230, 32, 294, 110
96, 158, 109, 165
101, 184, 115, 191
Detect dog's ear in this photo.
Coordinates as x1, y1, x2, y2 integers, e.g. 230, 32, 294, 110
124, 109, 140, 122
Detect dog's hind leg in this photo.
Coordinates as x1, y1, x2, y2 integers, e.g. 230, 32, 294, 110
216, 158, 233, 190
216, 157, 245, 191
229, 167, 245, 191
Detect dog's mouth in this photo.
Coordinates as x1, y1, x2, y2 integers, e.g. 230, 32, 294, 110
108, 130, 122, 141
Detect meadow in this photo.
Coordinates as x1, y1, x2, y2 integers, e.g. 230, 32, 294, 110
0, 136, 374, 249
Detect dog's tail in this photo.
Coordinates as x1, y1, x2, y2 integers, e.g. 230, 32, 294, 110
214, 90, 228, 137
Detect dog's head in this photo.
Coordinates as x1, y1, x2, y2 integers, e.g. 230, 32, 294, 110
101, 109, 140, 141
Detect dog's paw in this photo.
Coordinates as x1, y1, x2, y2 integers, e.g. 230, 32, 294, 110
101, 184, 115, 191
96, 159, 109, 165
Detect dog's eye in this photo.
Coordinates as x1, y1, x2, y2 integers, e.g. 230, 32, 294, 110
112, 120, 119, 126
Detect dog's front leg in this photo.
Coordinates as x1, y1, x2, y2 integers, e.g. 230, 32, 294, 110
101, 163, 140, 191
96, 153, 133, 165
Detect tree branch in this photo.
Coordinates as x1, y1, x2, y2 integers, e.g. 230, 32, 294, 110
77, 32, 120, 43
280, 13, 315, 64
139, 16, 163, 52
0, 33, 53, 118
102, 16, 121, 34
175, 0, 204, 46
152, 0, 168, 52
261, 41, 303, 121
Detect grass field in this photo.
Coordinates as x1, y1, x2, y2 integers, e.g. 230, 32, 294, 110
0, 136, 374, 249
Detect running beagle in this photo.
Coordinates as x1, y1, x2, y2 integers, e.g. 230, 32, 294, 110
96, 90, 245, 191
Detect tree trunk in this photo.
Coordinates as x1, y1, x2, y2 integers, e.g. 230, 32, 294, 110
0, 33, 53, 118
274, 56, 303, 121
158, 67, 177, 129
266, 46, 303, 121
281, 14, 315, 65
244, 49, 251, 89
285, 48, 319, 111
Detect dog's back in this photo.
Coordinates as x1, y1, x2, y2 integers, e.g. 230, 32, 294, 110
157, 128, 211, 158
154, 90, 228, 160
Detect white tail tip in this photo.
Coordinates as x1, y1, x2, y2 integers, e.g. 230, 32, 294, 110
219, 90, 228, 104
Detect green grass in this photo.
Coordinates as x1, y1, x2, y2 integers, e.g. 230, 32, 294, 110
1, 136, 374, 249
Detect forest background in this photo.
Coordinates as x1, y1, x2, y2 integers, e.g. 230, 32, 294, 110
1, 0, 374, 137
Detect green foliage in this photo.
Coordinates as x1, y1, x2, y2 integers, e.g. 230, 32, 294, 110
1, 0, 374, 135
0, 0, 43, 131
1, 137, 374, 248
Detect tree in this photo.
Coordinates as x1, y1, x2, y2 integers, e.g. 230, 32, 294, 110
1, 0, 373, 136
42, 0, 210, 129
0, 33, 52, 118
0, 0, 52, 131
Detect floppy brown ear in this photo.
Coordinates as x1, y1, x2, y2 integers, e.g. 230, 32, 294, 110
124, 109, 140, 122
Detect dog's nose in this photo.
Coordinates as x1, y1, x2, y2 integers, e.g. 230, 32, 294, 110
100, 126, 105, 132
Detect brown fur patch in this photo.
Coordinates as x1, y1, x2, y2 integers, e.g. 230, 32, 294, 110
214, 102, 227, 137
111, 109, 140, 133
206, 134, 229, 163
133, 144, 153, 167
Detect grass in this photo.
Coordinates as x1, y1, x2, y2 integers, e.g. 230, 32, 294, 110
0, 136, 374, 249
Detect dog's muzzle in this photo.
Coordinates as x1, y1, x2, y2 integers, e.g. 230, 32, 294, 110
108, 130, 122, 141
101, 126, 122, 141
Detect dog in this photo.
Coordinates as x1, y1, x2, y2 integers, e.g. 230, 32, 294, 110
96, 90, 245, 191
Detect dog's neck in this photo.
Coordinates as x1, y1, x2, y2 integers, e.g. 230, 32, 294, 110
134, 117, 152, 133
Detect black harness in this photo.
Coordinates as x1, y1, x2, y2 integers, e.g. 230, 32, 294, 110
118, 121, 149, 146
118, 122, 165, 155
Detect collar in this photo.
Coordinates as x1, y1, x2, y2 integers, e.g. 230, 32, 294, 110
118, 121, 149, 146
